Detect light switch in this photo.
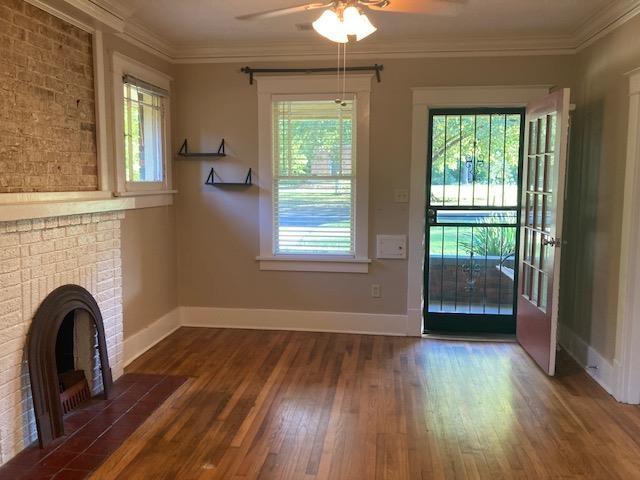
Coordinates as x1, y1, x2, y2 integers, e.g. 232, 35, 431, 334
376, 235, 407, 259
393, 189, 409, 203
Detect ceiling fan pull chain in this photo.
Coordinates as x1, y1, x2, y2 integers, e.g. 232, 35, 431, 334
335, 41, 341, 104
341, 42, 347, 107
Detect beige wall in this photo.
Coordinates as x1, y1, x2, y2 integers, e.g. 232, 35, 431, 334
173, 55, 576, 314
100, 33, 179, 338
560, 15, 640, 361
121, 206, 178, 337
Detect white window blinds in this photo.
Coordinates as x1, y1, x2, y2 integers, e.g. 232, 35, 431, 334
272, 99, 356, 255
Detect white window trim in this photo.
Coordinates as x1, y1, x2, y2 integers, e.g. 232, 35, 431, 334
613, 67, 640, 404
112, 52, 173, 196
407, 85, 552, 336
256, 74, 372, 273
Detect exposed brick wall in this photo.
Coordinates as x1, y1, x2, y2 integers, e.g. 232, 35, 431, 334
0, 212, 124, 465
0, 0, 98, 193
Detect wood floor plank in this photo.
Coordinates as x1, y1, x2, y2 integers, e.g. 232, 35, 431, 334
90, 328, 640, 480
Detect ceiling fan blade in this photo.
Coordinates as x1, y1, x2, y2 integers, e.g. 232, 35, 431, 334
236, 2, 332, 21
367, 0, 467, 15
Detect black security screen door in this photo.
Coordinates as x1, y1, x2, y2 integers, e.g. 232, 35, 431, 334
424, 108, 525, 333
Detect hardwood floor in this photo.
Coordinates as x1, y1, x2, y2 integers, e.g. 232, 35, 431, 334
91, 328, 640, 479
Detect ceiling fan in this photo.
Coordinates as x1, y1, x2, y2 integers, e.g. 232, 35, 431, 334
237, 0, 468, 43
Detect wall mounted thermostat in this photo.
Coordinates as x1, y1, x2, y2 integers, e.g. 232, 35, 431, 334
376, 235, 407, 259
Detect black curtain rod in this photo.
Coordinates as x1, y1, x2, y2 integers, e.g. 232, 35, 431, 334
240, 64, 383, 85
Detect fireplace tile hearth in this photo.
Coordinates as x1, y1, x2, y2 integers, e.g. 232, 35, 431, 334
0, 373, 188, 480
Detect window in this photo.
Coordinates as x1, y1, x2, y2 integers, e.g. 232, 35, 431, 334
273, 99, 355, 255
112, 53, 172, 196
256, 75, 372, 273
123, 78, 165, 183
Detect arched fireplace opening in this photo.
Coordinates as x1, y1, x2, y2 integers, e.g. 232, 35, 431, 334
28, 285, 114, 447
55, 309, 101, 415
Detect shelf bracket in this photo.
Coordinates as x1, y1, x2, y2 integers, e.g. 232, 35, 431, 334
177, 138, 225, 157
205, 167, 252, 187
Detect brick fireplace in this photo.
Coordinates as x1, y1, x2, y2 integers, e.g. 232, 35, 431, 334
0, 212, 124, 464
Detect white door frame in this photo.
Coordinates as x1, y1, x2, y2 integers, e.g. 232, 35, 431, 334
406, 86, 551, 336
613, 68, 640, 404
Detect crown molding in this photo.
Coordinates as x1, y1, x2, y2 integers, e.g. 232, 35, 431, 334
117, 19, 176, 63
38, 0, 640, 63
170, 36, 576, 64
573, 0, 640, 50
89, 0, 135, 19
27, 0, 127, 32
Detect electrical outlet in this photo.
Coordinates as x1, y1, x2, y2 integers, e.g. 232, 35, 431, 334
371, 284, 381, 298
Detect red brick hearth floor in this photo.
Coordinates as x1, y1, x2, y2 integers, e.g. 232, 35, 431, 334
0, 373, 188, 480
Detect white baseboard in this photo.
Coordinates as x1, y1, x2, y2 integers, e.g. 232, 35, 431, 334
558, 323, 616, 395
123, 307, 181, 366
122, 306, 410, 367
179, 306, 409, 337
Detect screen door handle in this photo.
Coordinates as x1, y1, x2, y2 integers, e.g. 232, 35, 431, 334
427, 208, 436, 224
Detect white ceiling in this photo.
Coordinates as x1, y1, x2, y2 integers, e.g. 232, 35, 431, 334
117, 0, 615, 46
91, 0, 640, 60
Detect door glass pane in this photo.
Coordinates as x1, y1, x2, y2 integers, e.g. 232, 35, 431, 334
542, 196, 550, 233
428, 225, 516, 315
531, 231, 540, 268
545, 154, 554, 193
505, 114, 521, 206
531, 269, 539, 305
459, 115, 476, 205
488, 115, 505, 207
523, 264, 531, 299
473, 115, 490, 206
436, 210, 517, 225
523, 228, 531, 264
529, 121, 538, 155
430, 116, 446, 205
527, 156, 536, 191
543, 238, 553, 272
547, 113, 557, 153
444, 115, 461, 205
538, 116, 547, 154
536, 155, 545, 192
526, 193, 534, 226
431, 113, 520, 209
540, 273, 549, 312
535, 195, 544, 230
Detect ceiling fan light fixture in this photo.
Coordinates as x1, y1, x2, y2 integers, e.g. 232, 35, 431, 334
342, 6, 361, 29
342, 6, 376, 40
353, 11, 377, 40
313, 4, 377, 43
312, 9, 348, 43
